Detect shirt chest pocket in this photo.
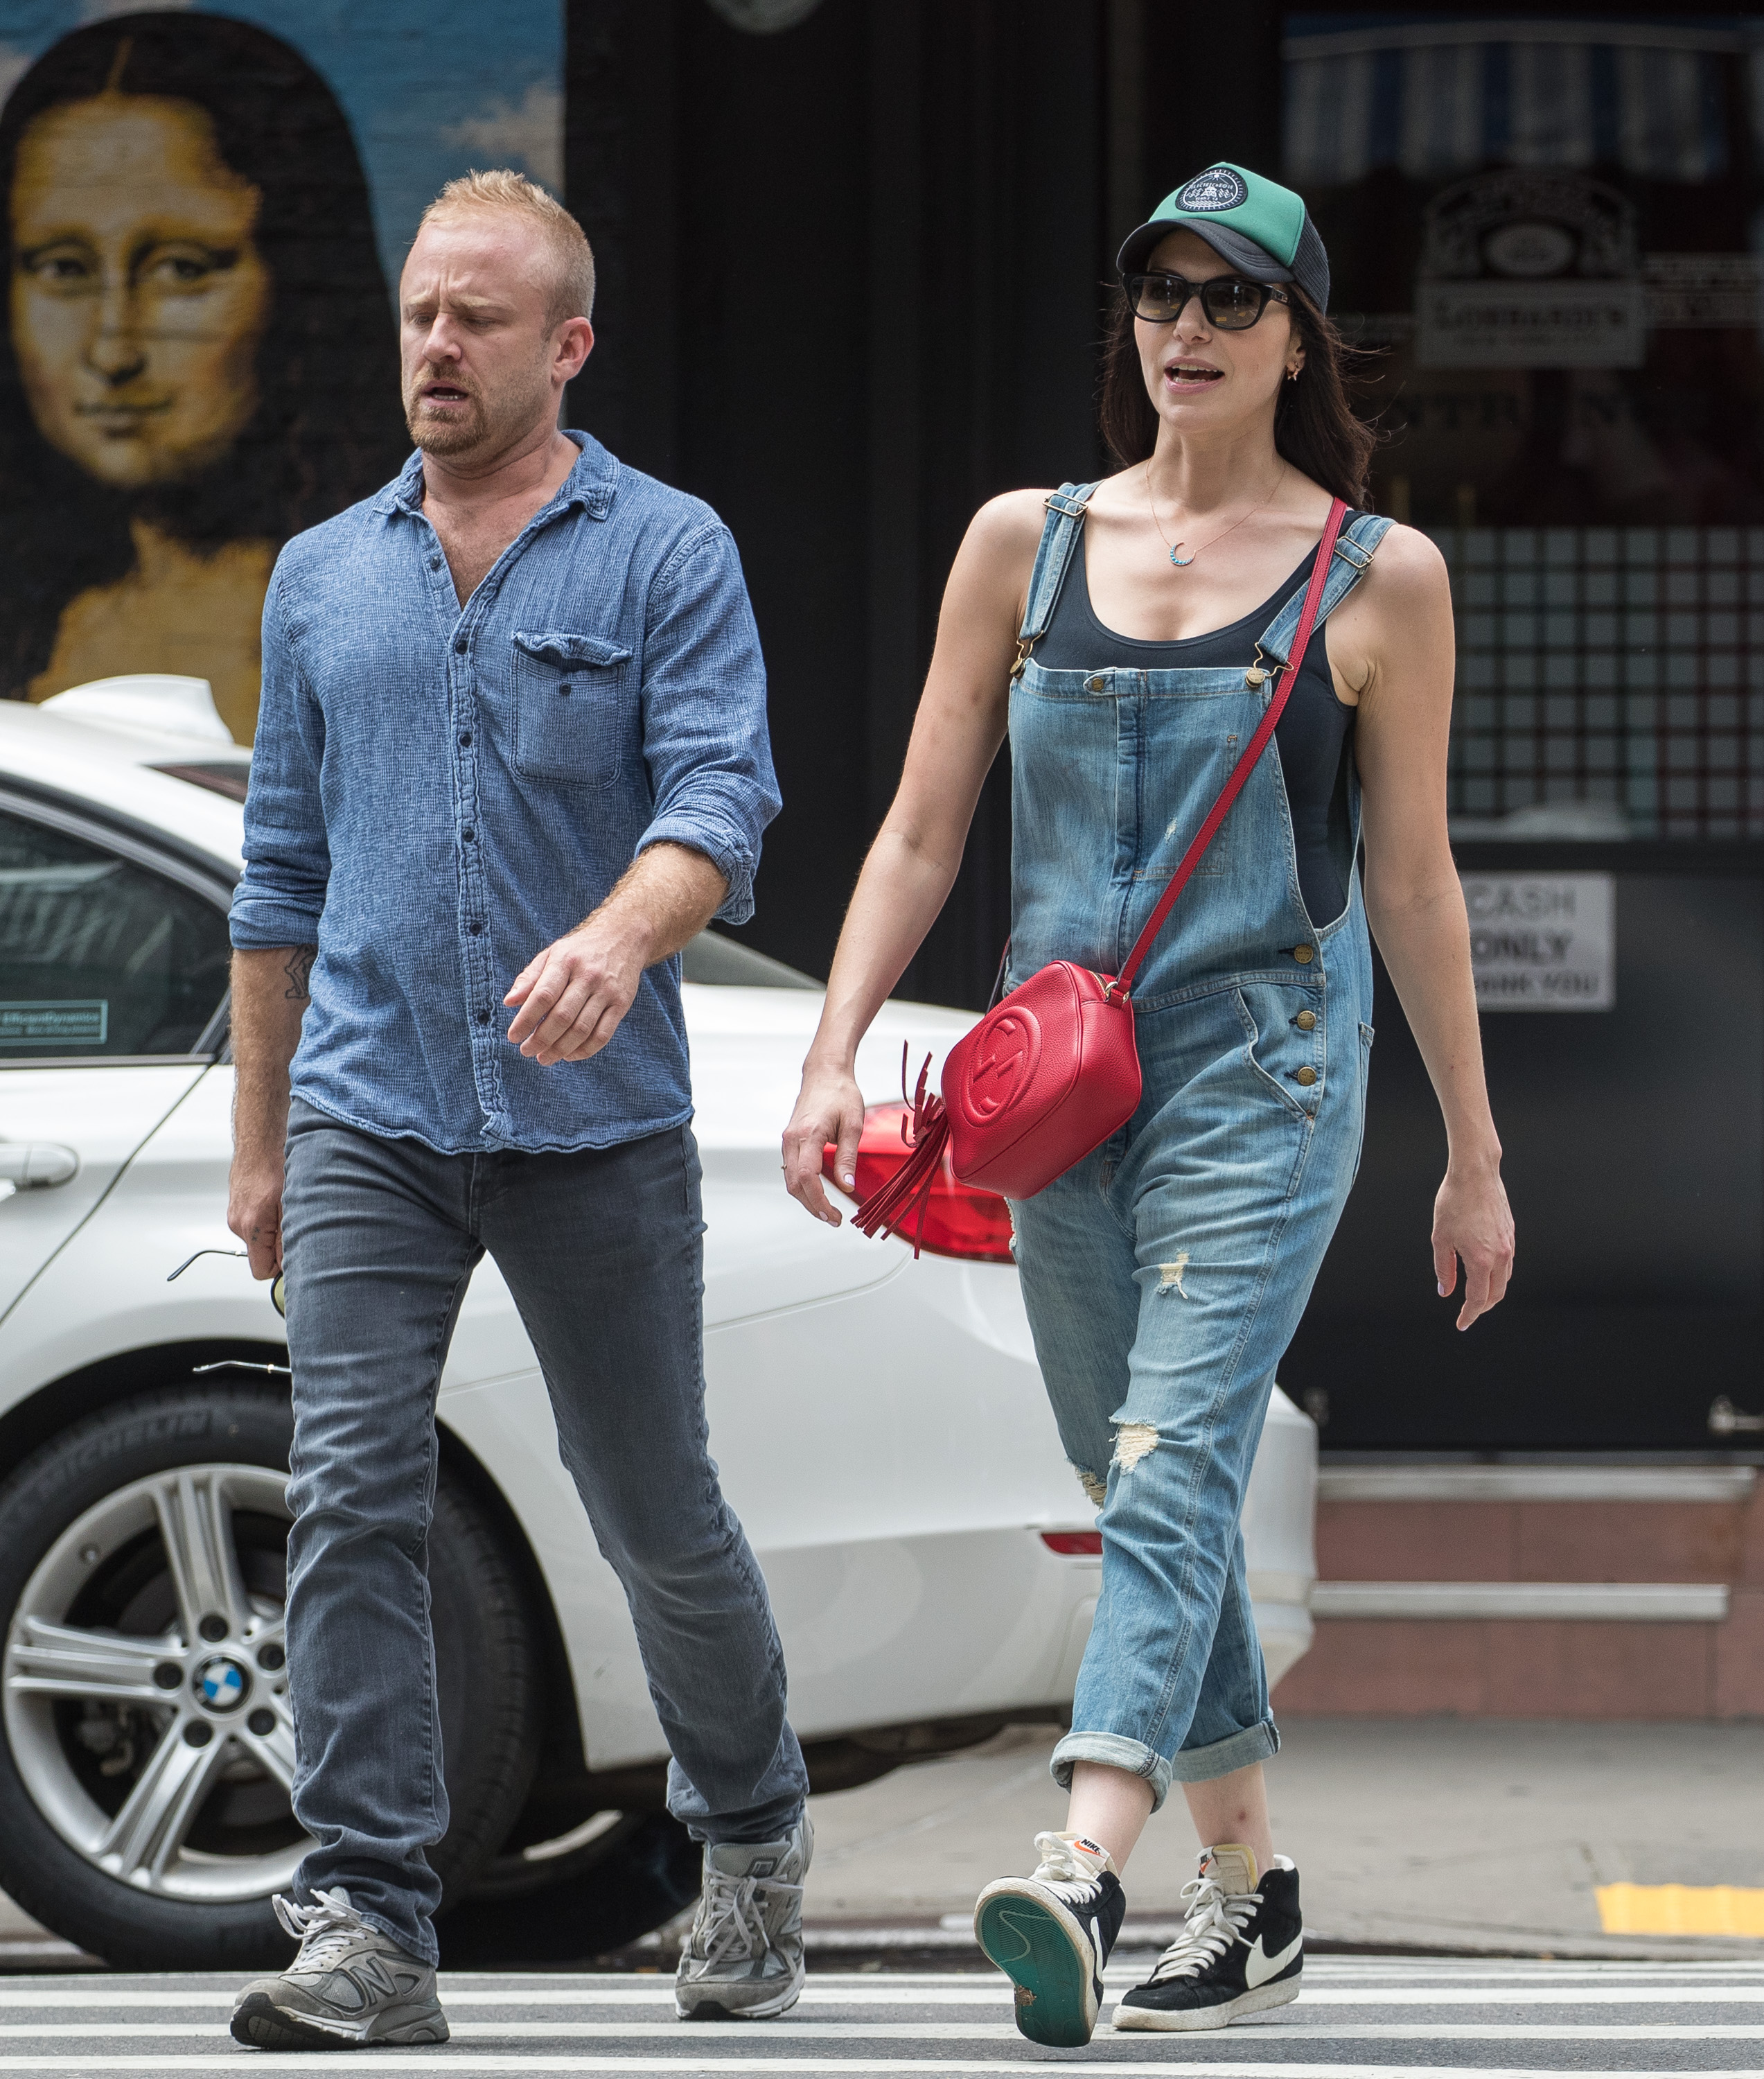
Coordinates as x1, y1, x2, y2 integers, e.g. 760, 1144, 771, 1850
511, 629, 635, 788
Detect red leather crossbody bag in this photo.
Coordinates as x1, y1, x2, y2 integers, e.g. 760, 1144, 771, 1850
856, 497, 1348, 1251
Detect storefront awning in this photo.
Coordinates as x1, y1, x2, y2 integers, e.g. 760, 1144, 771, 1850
1282, 17, 1741, 188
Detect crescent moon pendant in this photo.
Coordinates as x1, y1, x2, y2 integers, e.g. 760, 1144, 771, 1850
1170, 544, 1194, 567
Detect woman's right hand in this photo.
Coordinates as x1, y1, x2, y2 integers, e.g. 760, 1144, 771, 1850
777, 490, 1040, 1225
783, 1059, 867, 1225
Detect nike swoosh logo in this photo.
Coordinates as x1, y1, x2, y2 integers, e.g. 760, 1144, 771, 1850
1244, 1929, 1303, 1988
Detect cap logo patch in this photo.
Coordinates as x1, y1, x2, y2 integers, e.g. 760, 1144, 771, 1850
1178, 166, 1249, 213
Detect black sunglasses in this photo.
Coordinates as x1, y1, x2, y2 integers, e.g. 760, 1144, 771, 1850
1124, 272, 1290, 330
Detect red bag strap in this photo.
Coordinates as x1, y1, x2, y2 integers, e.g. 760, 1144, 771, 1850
1114, 497, 1349, 997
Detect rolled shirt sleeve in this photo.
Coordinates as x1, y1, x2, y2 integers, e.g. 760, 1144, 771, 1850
229, 565, 332, 950
633, 523, 781, 924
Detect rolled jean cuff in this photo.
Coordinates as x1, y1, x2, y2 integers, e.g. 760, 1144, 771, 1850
1168, 1716, 1281, 1784
1050, 1732, 1176, 1814
1051, 1717, 1281, 1813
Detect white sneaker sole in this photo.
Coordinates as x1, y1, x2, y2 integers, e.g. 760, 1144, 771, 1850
676, 1954, 806, 2021
230, 1990, 450, 2049
1113, 1972, 1302, 2031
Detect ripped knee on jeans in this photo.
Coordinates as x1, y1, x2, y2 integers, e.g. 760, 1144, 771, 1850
1111, 1421, 1159, 1474
1070, 1463, 1108, 1508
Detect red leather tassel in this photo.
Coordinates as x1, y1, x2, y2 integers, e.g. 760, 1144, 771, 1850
854, 1048, 951, 1258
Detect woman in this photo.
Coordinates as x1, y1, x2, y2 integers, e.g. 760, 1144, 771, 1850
0, 11, 405, 741
782, 164, 1514, 2046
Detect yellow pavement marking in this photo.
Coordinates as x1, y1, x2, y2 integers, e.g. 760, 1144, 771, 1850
1598, 1884, 1764, 1937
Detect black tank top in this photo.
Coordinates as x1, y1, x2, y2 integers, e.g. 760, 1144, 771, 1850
1035, 540, 1356, 925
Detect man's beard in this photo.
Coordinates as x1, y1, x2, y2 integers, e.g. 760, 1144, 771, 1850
403, 360, 552, 459
405, 379, 488, 456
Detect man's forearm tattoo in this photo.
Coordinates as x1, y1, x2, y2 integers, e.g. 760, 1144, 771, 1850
283, 947, 317, 1002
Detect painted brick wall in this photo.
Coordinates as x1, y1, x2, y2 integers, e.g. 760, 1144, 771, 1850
1275, 1482, 1764, 1719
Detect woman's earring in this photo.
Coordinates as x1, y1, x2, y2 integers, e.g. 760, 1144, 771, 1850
1287, 366, 1300, 383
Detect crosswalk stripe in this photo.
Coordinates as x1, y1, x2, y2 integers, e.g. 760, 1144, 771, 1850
1296, 1987, 1764, 2006
0, 1981, 1756, 2009
1, 1964, 1762, 2073
1298, 1960, 1764, 1969
0, 2058, 1743, 2076
8, 2019, 1764, 2042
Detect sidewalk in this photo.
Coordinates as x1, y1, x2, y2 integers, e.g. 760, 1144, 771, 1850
2, 1717, 1754, 1967
802, 1717, 1764, 1960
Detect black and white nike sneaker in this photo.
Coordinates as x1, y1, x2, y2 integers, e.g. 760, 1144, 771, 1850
973, 1831, 1127, 2048
1113, 1843, 1303, 2032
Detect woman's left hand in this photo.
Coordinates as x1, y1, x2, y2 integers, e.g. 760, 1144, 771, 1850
1432, 1161, 1515, 1331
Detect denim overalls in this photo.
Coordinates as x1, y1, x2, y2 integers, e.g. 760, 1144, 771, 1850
1005, 486, 1393, 1809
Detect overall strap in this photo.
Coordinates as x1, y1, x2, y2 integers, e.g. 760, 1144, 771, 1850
1114, 497, 1352, 996
1249, 509, 1395, 673
1011, 482, 1098, 678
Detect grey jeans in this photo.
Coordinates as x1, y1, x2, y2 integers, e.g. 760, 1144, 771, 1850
279, 1098, 808, 1964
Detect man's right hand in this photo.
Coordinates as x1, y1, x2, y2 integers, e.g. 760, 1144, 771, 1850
228, 1159, 285, 1279
227, 946, 314, 1284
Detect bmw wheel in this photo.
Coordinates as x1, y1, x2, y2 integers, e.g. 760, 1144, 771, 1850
0, 1385, 541, 1968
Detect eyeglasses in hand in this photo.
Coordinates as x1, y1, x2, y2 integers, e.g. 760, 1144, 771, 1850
168, 1247, 285, 1318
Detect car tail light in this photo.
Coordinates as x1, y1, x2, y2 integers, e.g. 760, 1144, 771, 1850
824, 1103, 1014, 1263
1041, 1531, 1102, 1555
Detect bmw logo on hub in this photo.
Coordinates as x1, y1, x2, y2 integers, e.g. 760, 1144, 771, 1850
195, 1657, 250, 1712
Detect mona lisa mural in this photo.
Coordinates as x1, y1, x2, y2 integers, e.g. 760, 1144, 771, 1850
0, 4, 563, 742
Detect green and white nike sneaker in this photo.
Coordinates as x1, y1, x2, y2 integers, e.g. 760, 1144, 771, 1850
1113, 1843, 1303, 2030
675, 1815, 812, 2019
973, 1831, 1127, 2048
230, 1888, 448, 2049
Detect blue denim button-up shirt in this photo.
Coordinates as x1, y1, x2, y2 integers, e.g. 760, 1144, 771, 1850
230, 433, 780, 1154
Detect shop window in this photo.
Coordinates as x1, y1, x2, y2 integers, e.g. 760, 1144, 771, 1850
1285, 13, 1764, 839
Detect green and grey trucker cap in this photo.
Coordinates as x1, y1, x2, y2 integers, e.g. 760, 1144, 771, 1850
1117, 163, 1330, 313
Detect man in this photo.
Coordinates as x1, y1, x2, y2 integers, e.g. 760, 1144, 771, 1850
225, 170, 809, 2051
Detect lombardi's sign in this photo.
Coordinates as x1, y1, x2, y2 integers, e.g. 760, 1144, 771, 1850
1461, 874, 1615, 1012
1415, 170, 1646, 371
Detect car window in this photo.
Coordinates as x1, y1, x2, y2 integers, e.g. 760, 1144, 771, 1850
0, 809, 231, 1058
681, 931, 820, 990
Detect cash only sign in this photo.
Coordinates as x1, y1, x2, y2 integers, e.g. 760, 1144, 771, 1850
1460, 875, 1615, 1012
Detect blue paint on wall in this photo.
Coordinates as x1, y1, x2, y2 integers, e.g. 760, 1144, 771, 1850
0, 1, 563, 292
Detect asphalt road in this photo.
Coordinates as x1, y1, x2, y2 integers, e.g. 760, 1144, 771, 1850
0, 1956, 1760, 2072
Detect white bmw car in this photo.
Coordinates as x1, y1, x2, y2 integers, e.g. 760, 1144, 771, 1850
0, 681, 1317, 1969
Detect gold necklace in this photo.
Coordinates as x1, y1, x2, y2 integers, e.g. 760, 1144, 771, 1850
1147, 462, 1287, 569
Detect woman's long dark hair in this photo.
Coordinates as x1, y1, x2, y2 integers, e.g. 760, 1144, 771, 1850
1099, 281, 1376, 509
0, 10, 407, 695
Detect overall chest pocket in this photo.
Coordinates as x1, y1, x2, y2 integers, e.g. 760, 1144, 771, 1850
511, 629, 635, 788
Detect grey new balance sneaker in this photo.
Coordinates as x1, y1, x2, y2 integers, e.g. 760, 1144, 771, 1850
230, 1888, 448, 2050
675, 1814, 812, 2019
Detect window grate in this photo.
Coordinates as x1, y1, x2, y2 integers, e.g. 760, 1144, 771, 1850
1434, 526, 1764, 841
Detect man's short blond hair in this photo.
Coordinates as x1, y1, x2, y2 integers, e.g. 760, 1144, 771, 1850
420, 169, 595, 327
